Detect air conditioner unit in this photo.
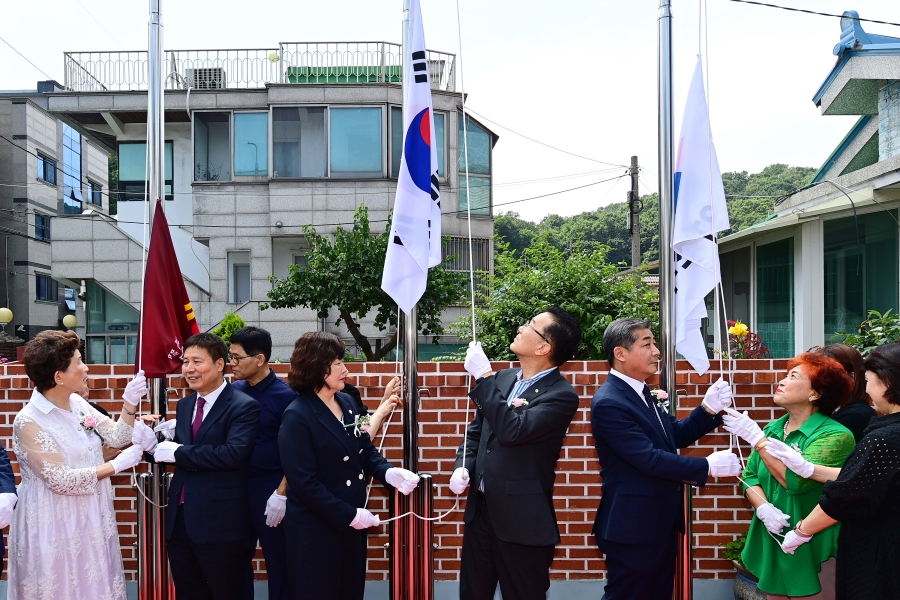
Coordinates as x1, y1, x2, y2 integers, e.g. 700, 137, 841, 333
185, 68, 226, 90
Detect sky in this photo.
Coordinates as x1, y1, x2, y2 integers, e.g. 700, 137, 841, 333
1, 0, 897, 222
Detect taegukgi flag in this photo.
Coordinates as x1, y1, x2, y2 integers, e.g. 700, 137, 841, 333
381, 0, 442, 314
673, 56, 730, 374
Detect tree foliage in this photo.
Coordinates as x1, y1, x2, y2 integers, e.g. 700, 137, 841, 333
212, 312, 247, 346
261, 206, 467, 361
839, 309, 900, 357
447, 237, 658, 361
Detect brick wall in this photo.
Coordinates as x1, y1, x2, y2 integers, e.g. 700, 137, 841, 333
0, 359, 789, 581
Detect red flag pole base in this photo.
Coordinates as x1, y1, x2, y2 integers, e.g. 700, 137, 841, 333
389, 474, 434, 600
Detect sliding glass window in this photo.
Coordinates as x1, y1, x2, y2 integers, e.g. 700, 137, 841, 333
194, 112, 231, 181
756, 237, 794, 358
330, 107, 383, 177
234, 112, 268, 176
117, 141, 173, 201
272, 107, 326, 178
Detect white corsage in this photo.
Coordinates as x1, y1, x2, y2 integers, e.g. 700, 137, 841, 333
650, 389, 669, 411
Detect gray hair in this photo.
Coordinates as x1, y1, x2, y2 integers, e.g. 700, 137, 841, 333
603, 318, 652, 367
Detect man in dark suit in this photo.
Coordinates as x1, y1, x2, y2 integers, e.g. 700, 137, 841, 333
451, 306, 582, 600
591, 318, 741, 600
0, 444, 15, 577
229, 326, 296, 600
153, 332, 261, 600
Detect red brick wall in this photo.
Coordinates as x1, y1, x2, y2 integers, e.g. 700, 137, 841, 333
0, 359, 789, 581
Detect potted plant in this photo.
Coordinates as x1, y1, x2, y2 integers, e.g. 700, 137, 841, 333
722, 531, 765, 600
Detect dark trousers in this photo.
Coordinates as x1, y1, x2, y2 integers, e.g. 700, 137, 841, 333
460, 492, 556, 600
596, 532, 678, 600
284, 513, 368, 600
243, 473, 290, 600
168, 505, 249, 600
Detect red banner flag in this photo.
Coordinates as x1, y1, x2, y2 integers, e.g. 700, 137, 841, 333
135, 200, 200, 376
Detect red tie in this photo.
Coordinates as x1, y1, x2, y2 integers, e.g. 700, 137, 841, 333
179, 397, 206, 505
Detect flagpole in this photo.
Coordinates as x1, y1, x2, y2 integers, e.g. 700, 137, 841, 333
658, 2, 693, 600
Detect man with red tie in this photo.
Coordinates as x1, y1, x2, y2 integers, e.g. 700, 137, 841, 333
153, 333, 261, 600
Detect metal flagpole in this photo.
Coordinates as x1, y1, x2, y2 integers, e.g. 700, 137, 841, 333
657, 2, 693, 600
138, 1, 174, 598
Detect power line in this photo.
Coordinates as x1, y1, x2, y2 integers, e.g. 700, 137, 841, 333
464, 107, 629, 168
0, 35, 55, 81
74, 0, 127, 50
726, 0, 900, 28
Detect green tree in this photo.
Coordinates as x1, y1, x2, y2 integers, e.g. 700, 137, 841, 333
448, 237, 658, 360
212, 312, 247, 346
262, 206, 467, 361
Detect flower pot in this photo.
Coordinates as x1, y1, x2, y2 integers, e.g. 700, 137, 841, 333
733, 561, 765, 600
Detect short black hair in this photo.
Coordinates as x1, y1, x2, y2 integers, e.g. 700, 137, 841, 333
543, 306, 582, 366
230, 326, 272, 362
288, 331, 346, 393
603, 318, 652, 368
863, 342, 900, 406
184, 332, 228, 364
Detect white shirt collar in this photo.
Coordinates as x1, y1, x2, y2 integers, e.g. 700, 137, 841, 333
516, 366, 557, 384
609, 368, 648, 400
30, 389, 57, 414
197, 379, 228, 407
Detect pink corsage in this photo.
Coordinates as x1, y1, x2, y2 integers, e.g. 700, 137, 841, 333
650, 389, 669, 411
511, 398, 529, 408
79, 413, 105, 442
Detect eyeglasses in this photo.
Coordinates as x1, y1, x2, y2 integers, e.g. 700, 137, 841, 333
524, 320, 551, 345
229, 353, 258, 364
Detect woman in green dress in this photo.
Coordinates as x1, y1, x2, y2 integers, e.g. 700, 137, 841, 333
723, 352, 855, 599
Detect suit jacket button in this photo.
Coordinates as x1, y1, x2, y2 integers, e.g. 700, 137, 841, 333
486, 449, 491, 453
359, 473, 363, 480
344, 456, 349, 461
346, 480, 351, 486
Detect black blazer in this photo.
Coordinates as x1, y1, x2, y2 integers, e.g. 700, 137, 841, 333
590, 374, 721, 545
278, 391, 393, 531
455, 367, 579, 547
164, 382, 261, 543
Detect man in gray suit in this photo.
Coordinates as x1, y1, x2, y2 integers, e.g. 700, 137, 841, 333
451, 307, 582, 600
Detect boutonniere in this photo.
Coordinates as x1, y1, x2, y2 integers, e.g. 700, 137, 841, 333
791, 442, 801, 452
79, 413, 105, 443
344, 414, 372, 437
510, 397, 529, 408
650, 389, 669, 411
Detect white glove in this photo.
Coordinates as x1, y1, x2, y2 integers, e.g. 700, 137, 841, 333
449, 467, 470, 495
701, 377, 733, 413
123, 370, 148, 407
153, 420, 177, 441
706, 449, 742, 477
756, 502, 790, 534
0, 493, 17, 529
110, 445, 144, 473
132, 419, 158, 452
349, 507, 380, 530
464, 341, 492, 380
781, 528, 813, 555
264, 491, 287, 527
764, 438, 815, 478
722, 408, 766, 448
385, 467, 420, 495
153, 440, 181, 463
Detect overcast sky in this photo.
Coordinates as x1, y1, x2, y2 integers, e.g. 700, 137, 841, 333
2, 0, 896, 221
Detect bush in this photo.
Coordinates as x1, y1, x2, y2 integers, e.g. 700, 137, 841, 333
211, 312, 246, 346
840, 309, 900, 357
722, 531, 747, 569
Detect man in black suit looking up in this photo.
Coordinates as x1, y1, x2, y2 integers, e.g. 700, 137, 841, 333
152, 332, 261, 600
451, 306, 582, 600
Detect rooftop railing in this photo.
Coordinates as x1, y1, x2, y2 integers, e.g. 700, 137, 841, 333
63, 42, 456, 93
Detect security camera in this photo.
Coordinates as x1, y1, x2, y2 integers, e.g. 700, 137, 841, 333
77, 292, 86, 301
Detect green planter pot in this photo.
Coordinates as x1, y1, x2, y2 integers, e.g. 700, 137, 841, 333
733, 562, 765, 600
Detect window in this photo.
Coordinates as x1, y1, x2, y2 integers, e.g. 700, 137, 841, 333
234, 112, 269, 176
443, 236, 491, 303
273, 107, 327, 178
824, 211, 898, 343
88, 180, 102, 206
35, 274, 58, 301
458, 116, 491, 216
117, 141, 174, 201
63, 124, 83, 214
194, 112, 232, 181
228, 251, 251, 303
718, 246, 752, 351
35, 214, 50, 241
390, 107, 445, 179
37, 154, 57, 185
330, 107, 383, 177
756, 238, 794, 358
293, 253, 309, 270
85, 280, 140, 364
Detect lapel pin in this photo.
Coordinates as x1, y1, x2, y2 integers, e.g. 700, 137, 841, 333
534, 388, 539, 393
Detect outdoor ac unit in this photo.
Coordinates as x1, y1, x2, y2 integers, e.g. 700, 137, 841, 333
186, 68, 226, 90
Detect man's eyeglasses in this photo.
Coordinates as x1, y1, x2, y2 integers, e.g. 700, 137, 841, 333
229, 353, 259, 364
524, 321, 551, 345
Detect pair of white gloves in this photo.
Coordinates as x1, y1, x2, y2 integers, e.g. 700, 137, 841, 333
104, 371, 151, 475
701, 377, 743, 477
350, 468, 421, 530
752, 499, 813, 555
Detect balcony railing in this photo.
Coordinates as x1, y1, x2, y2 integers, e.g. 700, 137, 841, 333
63, 42, 456, 93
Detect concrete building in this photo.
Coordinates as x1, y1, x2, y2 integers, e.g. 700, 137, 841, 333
0, 81, 112, 341
47, 43, 496, 362
715, 11, 900, 357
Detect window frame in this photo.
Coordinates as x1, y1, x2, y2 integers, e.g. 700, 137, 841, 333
269, 105, 329, 179
327, 105, 386, 179
458, 114, 493, 217
117, 141, 174, 201
34, 213, 51, 242
35, 273, 58, 302
37, 153, 57, 185
192, 110, 233, 183
232, 111, 269, 180
88, 180, 102, 207
226, 250, 251, 304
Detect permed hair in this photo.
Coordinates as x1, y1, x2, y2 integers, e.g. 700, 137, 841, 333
24, 330, 81, 393
288, 331, 346, 393
786, 352, 854, 416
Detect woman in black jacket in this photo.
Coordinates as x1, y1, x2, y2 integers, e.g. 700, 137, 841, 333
815, 343, 877, 443
278, 332, 419, 600
775, 342, 900, 600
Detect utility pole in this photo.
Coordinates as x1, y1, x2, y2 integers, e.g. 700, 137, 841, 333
628, 156, 641, 267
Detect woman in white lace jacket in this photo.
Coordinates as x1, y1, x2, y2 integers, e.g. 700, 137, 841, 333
7, 330, 150, 600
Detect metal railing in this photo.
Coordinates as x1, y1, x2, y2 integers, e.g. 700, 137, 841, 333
63, 43, 456, 92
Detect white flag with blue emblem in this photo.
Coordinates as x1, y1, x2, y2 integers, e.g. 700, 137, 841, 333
381, 0, 442, 314
673, 57, 730, 374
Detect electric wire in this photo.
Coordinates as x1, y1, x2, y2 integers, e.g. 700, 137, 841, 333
0, 35, 55, 81
73, 0, 127, 51
726, 0, 900, 28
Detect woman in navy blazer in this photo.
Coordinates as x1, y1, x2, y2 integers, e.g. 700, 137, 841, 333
278, 332, 419, 600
